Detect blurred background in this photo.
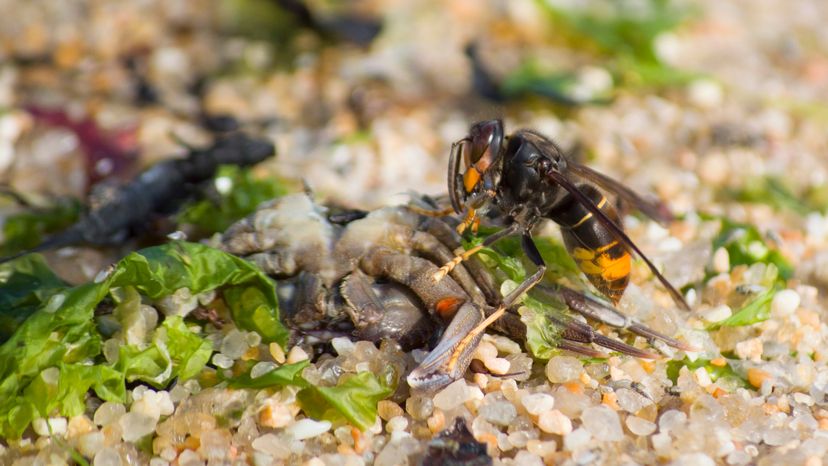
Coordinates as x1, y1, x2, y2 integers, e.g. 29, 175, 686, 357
1, 0, 828, 265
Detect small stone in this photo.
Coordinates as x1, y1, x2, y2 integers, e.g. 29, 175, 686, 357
94, 402, 126, 426
77, 431, 105, 458
763, 427, 798, 446
526, 439, 557, 458
427, 409, 446, 433
726, 450, 751, 465
331, 337, 355, 355
270, 343, 286, 364
155, 288, 198, 318
772, 290, 801, 317
119, 412, 157, 442
474, 341, 498, 361
563, 428, 592, 452
220, 329, 249, 359
149, 459, 169, 466
94, 447, 123, 466
712, 247, 730, 273
259, 399, 295, 429
507, 431, 531, 449
287, 418, 332, 440
693, 367, 713, 387
131, 390, 174, 421
252, 433, 291, 459
32, 417, 67, 436
702, 304, 732, 323
658, 410, 687, 433
581, 405, 623, 441
251, 361, 279, 379
67, 415, 94, 438
616, 388, 650, 413
287, 346, 309, 364
386, 416, 408, 433
479, 401, 517, 426
486, 335, 522, 354
177, 449, 201, 466
546, 356, 582, 383
405, 396, 433, 421
537, 409, 572, 435
521, 393, 555, 416
671, 453, 715, 466
688, 79, 722, 108
483, 357, 510, 375
433, 379, 472, 411
512, 450, 544, 466
626, 416, 657, 436
747, 368, 772, 389
377, 400, 405, 421
212, 353, 235, 369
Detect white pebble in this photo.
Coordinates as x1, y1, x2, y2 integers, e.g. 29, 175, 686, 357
688, 79, 723, 108
131, 390, 174, 421
287, 418, 332, 440
693, 367, 713, 388
581, 405, 623, 441
94, 447, 123, 466
626, 416, 657, 436
212, 353, 235, 369
386, 416, 408, 433
702, 304, 732, 323
537, 409, 572, 435
484, 357, 510, 375
526, 439, 557, 457
563, 428, 592, 452
486, 334, 522, 354
331, 337, 355, 355
287, 346, 309, 364
434, 379, 472, 411
658, 409, 687, 433
772, 289, 800, 317
512, 450, 544, 466
77, 432, 105, 458
32, 417, 67, 436
252, 433, 290, 459
712, 247, 730, 273
251, 361, 279, 379
521, 393, 555, 416
94, 402, 126, 427
474, 341, 498, 361
671, 453, 715, 466
545, 356, 583, 383
479, 401, 517, 426
119, 412, 157, 442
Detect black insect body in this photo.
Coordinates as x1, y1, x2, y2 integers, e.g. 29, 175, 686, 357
0, 133, 275, 264
436, 119, 690, 346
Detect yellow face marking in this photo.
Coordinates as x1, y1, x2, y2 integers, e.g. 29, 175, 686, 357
596, 252, 631, 281
596, 196, 608, 209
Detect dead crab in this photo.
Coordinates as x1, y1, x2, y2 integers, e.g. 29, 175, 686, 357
220, 193, 689, 391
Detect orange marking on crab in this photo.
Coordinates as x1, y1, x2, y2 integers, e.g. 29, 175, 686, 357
435, 297, 464, 320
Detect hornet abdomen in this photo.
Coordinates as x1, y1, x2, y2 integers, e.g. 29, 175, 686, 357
549, 184, 631, 304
